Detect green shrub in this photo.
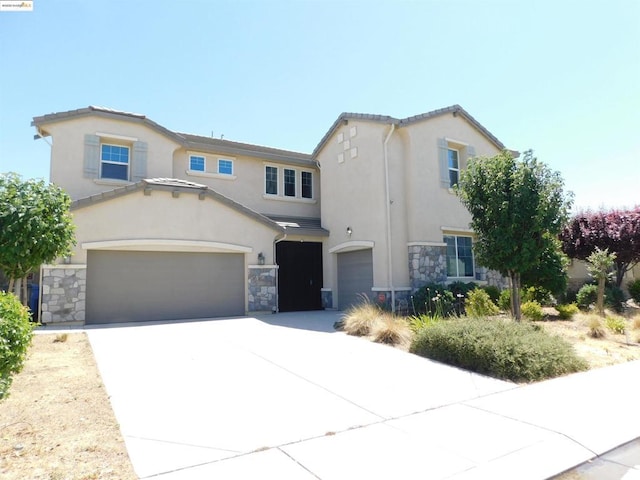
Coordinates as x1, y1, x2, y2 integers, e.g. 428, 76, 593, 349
521, 301, 544, 321
447, 281, 477, 315
498, 289, 511, 312
409, 317, 588, 382
481, 285, 501, 304
465, 288, 499, 317
0, 291, 34, 399
605, 315, 626, 334
522, 286, 552, 306
576, 284, 598, 310
605, 285, 625, 313
629, 279, 640, 304
555, 303, 579, 320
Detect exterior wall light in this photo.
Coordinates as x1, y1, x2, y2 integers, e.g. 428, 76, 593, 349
258, 252, 265, 265
346, 226, 352, 237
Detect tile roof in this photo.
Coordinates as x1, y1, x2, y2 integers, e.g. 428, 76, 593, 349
312, 104, 506, 157
32, 106, 314, 167
71, 179, 284, 233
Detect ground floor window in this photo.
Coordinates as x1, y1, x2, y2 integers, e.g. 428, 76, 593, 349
444, 235, 474, 277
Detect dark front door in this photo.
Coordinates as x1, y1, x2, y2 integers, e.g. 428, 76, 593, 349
276, 241, 323, 312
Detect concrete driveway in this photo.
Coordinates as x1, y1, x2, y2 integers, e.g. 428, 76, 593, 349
86, 311, 640, 479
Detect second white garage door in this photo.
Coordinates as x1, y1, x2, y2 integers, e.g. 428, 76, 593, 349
86, 250, 244, 324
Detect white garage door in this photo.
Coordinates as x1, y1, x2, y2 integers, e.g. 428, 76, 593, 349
86, 250, 244, 324
337, 249, 374, 310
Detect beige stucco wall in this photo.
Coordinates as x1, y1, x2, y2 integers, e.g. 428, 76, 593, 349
402, 114, 502, 242
318, 120, 393, 296
45, 117, 181, 200
172, 148, 320, 218
68, 189, 280, 265
318, 114, 505, 305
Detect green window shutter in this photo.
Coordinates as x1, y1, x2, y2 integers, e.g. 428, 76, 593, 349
83, 134, 100, 178
132, 141, 148, 182
438, 137, 450, 188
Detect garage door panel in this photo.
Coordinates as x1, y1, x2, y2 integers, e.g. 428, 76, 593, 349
86, 251, 244, 324
337, 249, 373, 310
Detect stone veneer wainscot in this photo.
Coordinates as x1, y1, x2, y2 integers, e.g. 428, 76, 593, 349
40, 264, 86, 325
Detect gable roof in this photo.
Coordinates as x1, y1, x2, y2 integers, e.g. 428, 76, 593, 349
312, 104, 506, 157
70, 178, 285, 233
32, 106, 314, 167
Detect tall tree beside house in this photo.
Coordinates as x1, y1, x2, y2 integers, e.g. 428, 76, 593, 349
0, 173, 76, 306
457, 150, 572, 321
559, 207, 640, 288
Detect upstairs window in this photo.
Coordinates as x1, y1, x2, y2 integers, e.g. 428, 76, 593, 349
448, 149, 459, 187
284, 168, 296, 197
444, 235, 474, 278
218, 158, 233, 175
101, 144, 130, 180
301, 171, 313, 199
438, 138, 476, 189
189, 155, 205, 172
265, 166, 278, 195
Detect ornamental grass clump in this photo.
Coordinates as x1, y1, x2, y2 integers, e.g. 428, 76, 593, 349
341, 301, 380, 337
410, 317, 588, 382
370, 315, 412, 347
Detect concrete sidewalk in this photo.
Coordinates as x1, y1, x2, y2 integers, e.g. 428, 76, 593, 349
84, 311, 640, 479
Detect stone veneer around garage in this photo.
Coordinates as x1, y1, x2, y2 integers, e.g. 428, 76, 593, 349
40, 264, 86, 325
247, 265, 277, 312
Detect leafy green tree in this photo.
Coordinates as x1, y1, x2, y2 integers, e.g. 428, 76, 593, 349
520, 233, 569, 296
586, 247, 616, 316
0, 173, 75, 304
457, 150, 572, 320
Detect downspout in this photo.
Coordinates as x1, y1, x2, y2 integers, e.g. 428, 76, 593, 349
273, 232, 288, 313
383, 124, 395, 312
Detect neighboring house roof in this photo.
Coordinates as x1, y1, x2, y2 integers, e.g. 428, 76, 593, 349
71, 178, 285, 233
312, 104, 506, 157
32, 106, 314, 167
266, 215, 330, 237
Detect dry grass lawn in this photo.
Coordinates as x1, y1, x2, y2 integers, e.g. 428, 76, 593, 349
0, 333, 136, 480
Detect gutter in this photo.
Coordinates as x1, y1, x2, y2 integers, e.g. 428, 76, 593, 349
383, 123, 396, 312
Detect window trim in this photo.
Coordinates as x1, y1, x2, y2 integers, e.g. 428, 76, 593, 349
444, 234, 475, 278
189, 155, 206, 172
447, 148, 460, 188
265, 165, 278, 195
301, 171, 313, 199
283, 168, 296, 197
218, 158, 234, 176
100, 143, 130, 181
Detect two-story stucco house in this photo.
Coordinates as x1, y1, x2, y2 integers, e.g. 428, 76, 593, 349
31, 104, 508, 325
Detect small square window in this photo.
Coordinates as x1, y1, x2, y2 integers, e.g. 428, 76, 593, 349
190, 155, 205, 172
218, 158, 233, 175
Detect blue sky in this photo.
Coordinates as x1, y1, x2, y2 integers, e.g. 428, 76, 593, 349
0, 0, 637, 211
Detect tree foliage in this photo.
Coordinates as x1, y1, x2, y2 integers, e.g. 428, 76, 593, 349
559, 207, 640, 287
585, 247, 616, 316
0, 173, 75, 302
457, 150, 572, 320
